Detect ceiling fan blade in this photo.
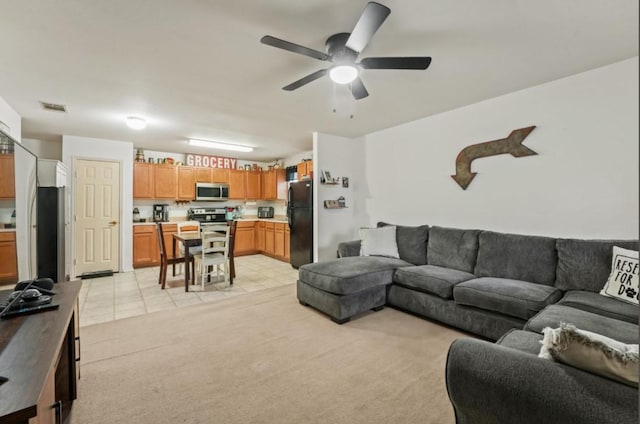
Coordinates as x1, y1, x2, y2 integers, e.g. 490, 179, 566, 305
350, 77, 369, 100
360, 57, 432, 70
345, 2, 391, 53
260, 35, 329, 61
283, 69, 328, 91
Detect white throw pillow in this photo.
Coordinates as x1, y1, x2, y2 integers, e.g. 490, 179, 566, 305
359, 226, 400, 259
600, 246, 639, 305
539, 323, 639, 387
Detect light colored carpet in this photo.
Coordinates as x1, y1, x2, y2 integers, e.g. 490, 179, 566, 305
70, 284, 465, 424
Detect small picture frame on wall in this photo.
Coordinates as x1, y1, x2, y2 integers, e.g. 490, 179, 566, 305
342, 177, 349, 188
321, 170, 332, 183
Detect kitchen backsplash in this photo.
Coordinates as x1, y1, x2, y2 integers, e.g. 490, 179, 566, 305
132, 199, 286, 221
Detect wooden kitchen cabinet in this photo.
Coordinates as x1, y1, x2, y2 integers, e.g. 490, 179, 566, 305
262, 168, 286, 200
274, 222, 285, 258
264, 222, 275, 255
211, 168, 229, 183
132, 225, 160, 267
255, 221, 265, 251
133, 162, 154, 199
0, 154, 15, 199
246, 171, 262, 200
0, 231, 18, 283
297, 160, 313, 180
228, 169, 246, 199
285, 224, 290, 260
234, 221, 257, 256
177, 166, 195, 200
195, 167, 211, 183
154, 165, 177, 198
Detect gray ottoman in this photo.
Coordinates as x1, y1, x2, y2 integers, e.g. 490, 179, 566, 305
297, 256, 411, 324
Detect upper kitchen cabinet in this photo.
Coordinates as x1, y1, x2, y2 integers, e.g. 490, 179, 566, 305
0, 154, 15, 198
297, 160, 313, 180
195, 167, 211, 183
245, 171, 262, 200
211, 168, 229, 184
262, 168, 286, 200
228, 169, 246, 200
133, 163, 154, 199
177, 166, 195, 200
154, 164, 177, 199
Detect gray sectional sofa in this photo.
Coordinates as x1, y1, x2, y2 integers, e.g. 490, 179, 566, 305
296, 223, 639, 424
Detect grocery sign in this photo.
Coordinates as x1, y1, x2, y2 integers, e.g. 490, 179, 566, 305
185, 154, 237, 169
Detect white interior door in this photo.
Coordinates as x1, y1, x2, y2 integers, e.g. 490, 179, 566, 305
74, 159, 120, 275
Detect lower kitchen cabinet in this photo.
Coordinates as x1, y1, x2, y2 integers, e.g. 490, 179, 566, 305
132, 225, 159, 267
274, 223, 285, 257
284, 225, 290, 261
256, 221, 266, 251
234, 221, 257, 256
264, 222, 275, 255
0, 231, 18, 283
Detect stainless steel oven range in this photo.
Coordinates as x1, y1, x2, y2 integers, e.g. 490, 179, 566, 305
187, 208, 227, 229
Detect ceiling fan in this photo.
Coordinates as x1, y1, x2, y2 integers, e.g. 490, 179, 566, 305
260, 1, 432, 100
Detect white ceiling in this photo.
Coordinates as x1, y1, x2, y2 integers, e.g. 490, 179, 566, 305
0, 0, 637, 161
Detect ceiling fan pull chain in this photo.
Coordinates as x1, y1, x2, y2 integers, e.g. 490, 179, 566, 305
332, 82, 337, 113
349, 83, 355, 119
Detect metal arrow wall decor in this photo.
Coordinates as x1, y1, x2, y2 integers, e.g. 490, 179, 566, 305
451, 126, 537, 190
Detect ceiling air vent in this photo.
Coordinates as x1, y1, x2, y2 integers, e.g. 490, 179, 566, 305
40, 101, 68, 113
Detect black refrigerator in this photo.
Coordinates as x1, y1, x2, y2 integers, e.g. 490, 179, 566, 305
37, 187, 66, 282
287, 180, 313, 268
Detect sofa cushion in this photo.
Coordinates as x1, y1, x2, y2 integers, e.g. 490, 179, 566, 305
474, 231, 557, 286
599, 246, 639, 305
497, 329, 544, 355
558, 290, 638, 324
539, 323, 639, 387
525, 304, 639, 344
359, 226, 399, 259
393, 265, 476, 299
298, 256, 412, 295
555, 238, 639, 292
377, 222, 429, 265
426, 226, 480, 273
454, 277, 563, 320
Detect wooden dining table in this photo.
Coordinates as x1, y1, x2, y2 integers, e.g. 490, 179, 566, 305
173, 230, 235, 291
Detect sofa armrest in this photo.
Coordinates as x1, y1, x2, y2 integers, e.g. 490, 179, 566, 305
446, 338, 638, 424
337, 240, 361, 258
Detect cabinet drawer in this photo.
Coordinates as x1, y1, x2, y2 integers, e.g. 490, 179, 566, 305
0, 232, 16, 242
236, 221, 256, 229
265, 222, 275, 229
133, 225, 157, 234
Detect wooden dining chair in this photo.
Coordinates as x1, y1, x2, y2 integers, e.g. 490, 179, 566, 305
157, 223, 193, 290
228, 220, 237, 285
193, 225, 230, 290
176, 221, 201, 275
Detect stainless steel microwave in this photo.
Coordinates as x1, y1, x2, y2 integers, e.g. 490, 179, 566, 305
195, 182, 229, 201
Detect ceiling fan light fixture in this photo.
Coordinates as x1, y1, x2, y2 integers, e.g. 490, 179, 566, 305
188, 138, 254, 153
329, 65, 358, 84
126, 116, 147, 130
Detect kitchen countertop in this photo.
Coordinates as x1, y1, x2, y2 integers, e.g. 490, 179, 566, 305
0, 228, 16, 233
235, 215, 288, 223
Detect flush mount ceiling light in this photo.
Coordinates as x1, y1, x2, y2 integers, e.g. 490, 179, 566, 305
329, 65, 358, 84
126, 116, 147, 130
188, 139, 254, 152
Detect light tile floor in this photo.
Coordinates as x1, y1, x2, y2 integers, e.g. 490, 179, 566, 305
78, 254, 299, 327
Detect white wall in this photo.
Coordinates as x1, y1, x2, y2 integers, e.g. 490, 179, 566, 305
314, 133, 366, 261
362, 57, 639, 239
22, 138, 62, 160
0, 95, 21, 141
62, 135, 134, 276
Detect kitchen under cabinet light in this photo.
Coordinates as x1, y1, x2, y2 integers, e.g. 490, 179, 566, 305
188, 139, 254, 152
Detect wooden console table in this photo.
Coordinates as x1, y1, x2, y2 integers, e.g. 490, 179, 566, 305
0, 280, 81, 424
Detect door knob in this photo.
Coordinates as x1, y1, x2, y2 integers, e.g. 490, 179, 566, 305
109, 221, 118, 225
